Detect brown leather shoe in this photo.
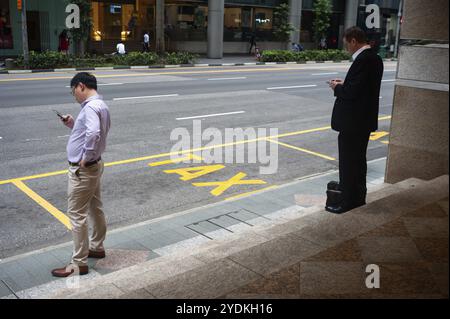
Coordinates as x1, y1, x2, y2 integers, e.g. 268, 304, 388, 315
88, 250, 106, 259
51, 264, 88, 277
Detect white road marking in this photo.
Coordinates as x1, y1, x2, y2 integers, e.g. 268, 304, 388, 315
382, 79, 395, 82
267, 84, 317, 90
25, 138, 42, 142
65, 83, 123, 88
311, 72, 338, 76
98, 83, 124, 86
385, 70, 396, 72
0, 137, 2, 140
176, 111, 245, 121
113, 94, 179, 101
207, 77, 247, 81
57, 135, 70, 138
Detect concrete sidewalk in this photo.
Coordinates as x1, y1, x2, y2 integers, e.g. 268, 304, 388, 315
58, 173, 447, 299
0, 159, 388, 299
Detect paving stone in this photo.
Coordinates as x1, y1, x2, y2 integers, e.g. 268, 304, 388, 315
402, 217, 449, 238
144, 259, 261, 299
228, 233, 323, 276
113, 256, 206, 292
357, 237, 423, 263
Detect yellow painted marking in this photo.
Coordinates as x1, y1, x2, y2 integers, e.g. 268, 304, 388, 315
164, 165, 225, 181
267, 138, 336, 161
0, 116, 392, 185
11, 180, 72, 230
148, 154, 203, 167
381, 140, 389, 144
0, 67, 301, 83
370, 131, 389, 141
0, 169, 68, 185
225, 185, 279, 201
192, 172, 267, 196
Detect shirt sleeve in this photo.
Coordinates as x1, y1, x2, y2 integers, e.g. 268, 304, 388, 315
82, 105, 101, 162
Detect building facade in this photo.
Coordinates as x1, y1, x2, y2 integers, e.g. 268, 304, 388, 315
0, 0, 401, 57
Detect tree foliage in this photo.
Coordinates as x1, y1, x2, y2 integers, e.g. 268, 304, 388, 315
313, 0, 332, 43
273, 3, 295, 43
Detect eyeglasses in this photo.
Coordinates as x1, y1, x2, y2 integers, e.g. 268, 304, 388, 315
70, 84, 79, 96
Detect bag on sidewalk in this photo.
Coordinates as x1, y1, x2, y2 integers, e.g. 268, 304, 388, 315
326, 181, 342, 206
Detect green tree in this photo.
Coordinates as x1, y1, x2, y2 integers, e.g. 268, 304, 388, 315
67, 0, 93, 56
313, 0, 332, 48
273, 3, 295, 47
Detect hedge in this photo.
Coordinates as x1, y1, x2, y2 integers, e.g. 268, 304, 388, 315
15, 51, 199, 69
261, 49, 351, 62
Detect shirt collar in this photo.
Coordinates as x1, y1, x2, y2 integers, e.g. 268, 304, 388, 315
352, 45, 371, 61
81, 94, 102, 108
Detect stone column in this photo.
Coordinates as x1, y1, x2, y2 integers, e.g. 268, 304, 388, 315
289, 0, 302, 47
207, 0, 224, 59
156, 0, 165, 53
344, 0, 358, 31
385, 0, 449, 183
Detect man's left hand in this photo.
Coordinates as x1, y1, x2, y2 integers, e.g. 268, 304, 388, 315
328, 79, 343, 91
79, 159, 87, 168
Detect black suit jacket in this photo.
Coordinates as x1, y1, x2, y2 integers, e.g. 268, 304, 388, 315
331, 48, 384, 133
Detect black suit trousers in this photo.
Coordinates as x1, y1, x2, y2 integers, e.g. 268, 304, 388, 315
338, 131, 371, 206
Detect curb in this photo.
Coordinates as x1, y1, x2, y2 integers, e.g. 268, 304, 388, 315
1, 59, 398, 74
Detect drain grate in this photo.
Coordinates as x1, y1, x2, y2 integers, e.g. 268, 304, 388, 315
1, 279, 19, 299
184, 209, 271, 239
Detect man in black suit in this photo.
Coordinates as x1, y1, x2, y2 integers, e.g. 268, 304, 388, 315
326, 27, 384, 214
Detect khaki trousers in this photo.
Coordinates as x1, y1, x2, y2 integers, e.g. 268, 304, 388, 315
67, 161, 106, 266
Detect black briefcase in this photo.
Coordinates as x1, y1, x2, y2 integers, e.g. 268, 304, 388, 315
326, 181, 342, 206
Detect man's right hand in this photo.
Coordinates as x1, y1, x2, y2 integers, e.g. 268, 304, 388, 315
62, 114, 74, 129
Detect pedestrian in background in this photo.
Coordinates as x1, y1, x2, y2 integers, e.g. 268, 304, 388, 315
143, 31, 150, 52
58, 30, 69, 54
248, 32, 256, 55
52, 72, 111, 277
116, 41, 126, 55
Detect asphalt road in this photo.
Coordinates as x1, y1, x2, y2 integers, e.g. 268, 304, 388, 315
0, 62, 397, 259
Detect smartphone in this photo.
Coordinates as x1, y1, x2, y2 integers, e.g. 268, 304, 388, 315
53, 109, 66, 120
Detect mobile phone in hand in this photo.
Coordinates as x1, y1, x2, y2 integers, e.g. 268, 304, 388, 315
53, 109, 66, 121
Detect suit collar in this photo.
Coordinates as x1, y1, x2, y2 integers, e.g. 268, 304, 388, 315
352, 45, 372, 61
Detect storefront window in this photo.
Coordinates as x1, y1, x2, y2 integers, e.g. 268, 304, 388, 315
0, 1, 13, 49
165, 2, 207, 41
254, 7, 274, 41
92, 1, 157, 42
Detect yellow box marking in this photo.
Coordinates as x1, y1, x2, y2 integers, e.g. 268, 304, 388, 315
370, 131, 389, 141
11, 180, 72, 230
267, 138, 335, 161
225, 185, 279, 201
0, 116, 391, 186
148, 154, 203, 167
192, 172, 267, 196
164, 165, 225, 181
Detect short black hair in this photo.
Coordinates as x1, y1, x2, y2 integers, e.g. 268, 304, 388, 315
343, 26, 367, 44
70, 72, 97, 90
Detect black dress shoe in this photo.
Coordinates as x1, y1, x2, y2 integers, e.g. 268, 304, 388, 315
325, 204, 351, 214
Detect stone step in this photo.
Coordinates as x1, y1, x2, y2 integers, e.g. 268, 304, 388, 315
48, 176, 440, 298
